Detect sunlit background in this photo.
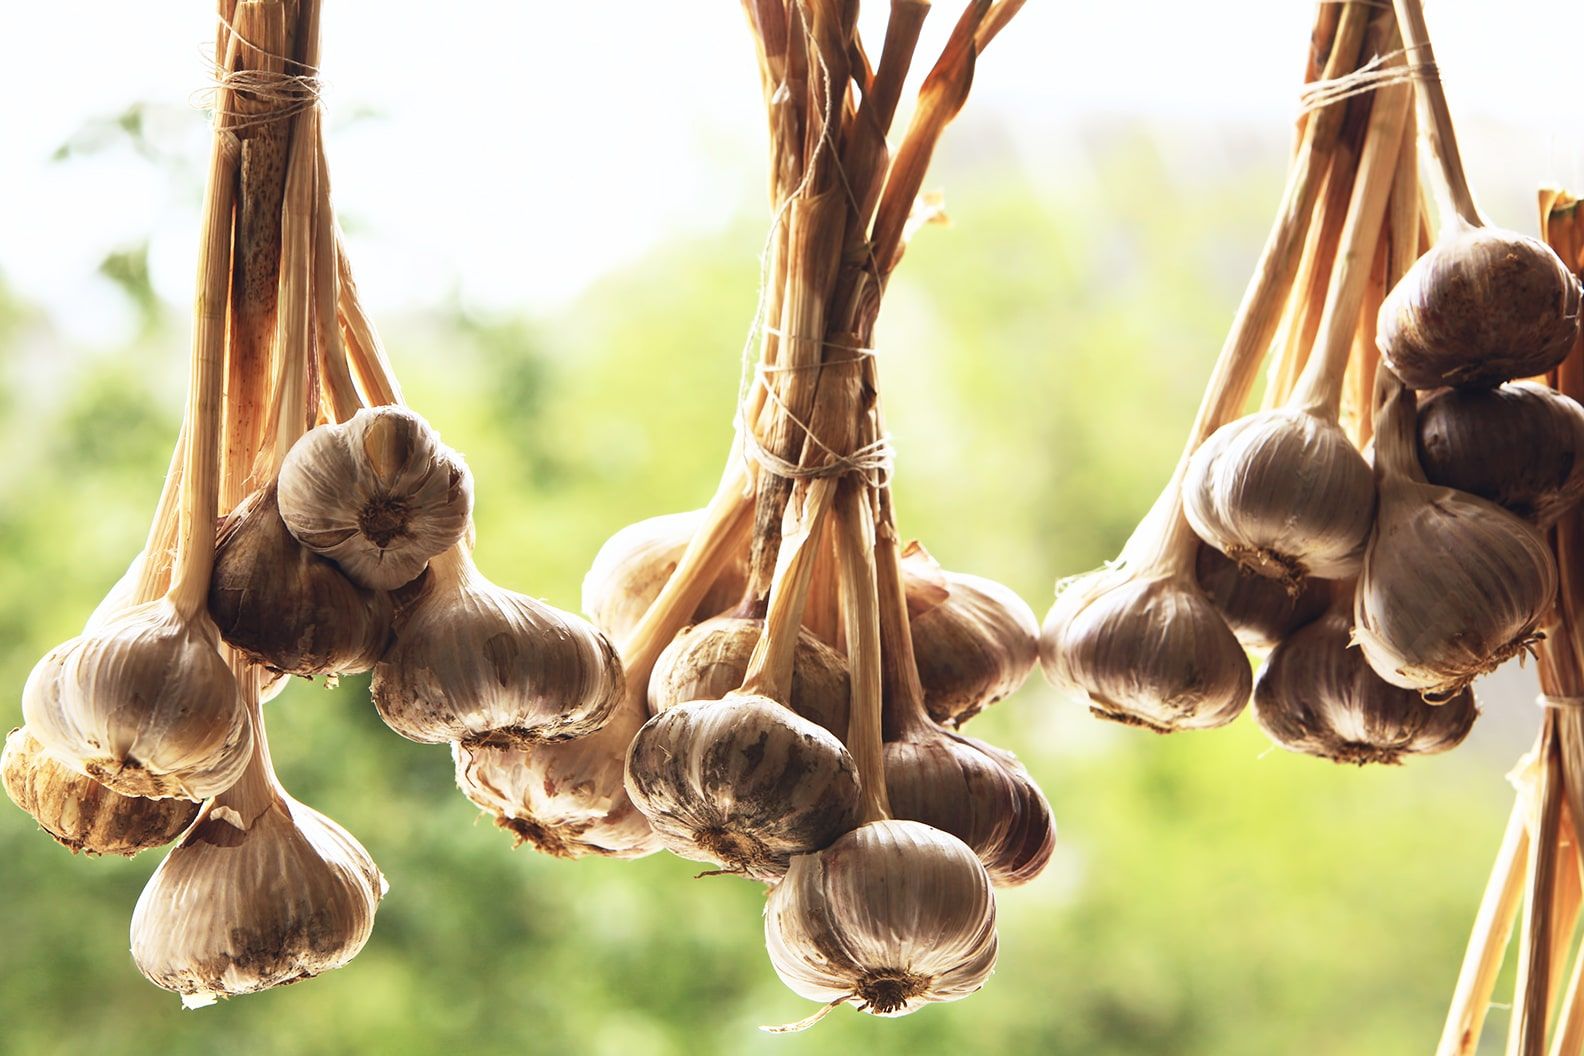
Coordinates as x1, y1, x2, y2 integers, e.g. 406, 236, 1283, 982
1, 3, 1578, 1053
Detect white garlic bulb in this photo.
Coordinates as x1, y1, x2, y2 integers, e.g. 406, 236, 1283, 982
278, 405, 472, 590
452, 703, 661, 859
130, 787, 384, 1007
2, 726, 199, 857
581, 509, 749, 642
22, 599, 252, 800
624, 694, 861, 880
372, 546, 624, 747
765, 820, 998, 1020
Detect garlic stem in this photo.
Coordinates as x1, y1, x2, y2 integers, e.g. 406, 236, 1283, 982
873, 481, 931, 742
834, 482, 889, 824
1510, 721, 1565, 1056
1390, 0, 1482, 227
167, 56, 242, 620
1370, 362, 1424, 484
1435, 800, 1530, 1056
334, 231, 403, 407
1288, 56, 1411, 417
132, 423, 187, 605
210, 657, 284, 825
739, 478, 836, 702
262, 104, 319, 477
314, 129, 363, 424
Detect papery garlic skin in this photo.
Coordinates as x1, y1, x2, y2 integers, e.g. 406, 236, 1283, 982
1195, 543, 1326, 650
884, 734, 1054, 887
3, 727, 198, 857
278, 406, 472, 590
624, 695, 861, 881
209, 483, 393, 676
1184, 409, 1375, 584
1253, 610, 1477, 764
130, 793, 384, 1007
581, 510, 749, 642
906, 565, 1040, 728
647, 616, 849, 736
22, 600, 252, 800
372, 550, 624, 748
1417, 383, 1584, 528
452, 704, 661, 859
765, 820, 998, 1017
1355, 484, 1556, 698
1378, 225, 1583, 390
1040, 571, 1251, 732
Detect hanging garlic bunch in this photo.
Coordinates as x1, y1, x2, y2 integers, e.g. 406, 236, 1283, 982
3, 727, 199, 857
1040, 2, 1393, 731
1182, 55, 1412, 588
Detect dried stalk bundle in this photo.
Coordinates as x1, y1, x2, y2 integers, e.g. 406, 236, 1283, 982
8, 0, 622, 1005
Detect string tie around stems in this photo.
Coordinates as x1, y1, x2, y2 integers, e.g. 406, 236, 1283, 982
1537, 694, 1584, 710
195, 11, 323, 136
1297, 48, 1436, 116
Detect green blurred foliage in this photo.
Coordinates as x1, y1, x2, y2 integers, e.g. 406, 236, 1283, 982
0, 138, 1517, 1055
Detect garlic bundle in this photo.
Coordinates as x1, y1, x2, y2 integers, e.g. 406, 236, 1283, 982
209, 482, 393, 676
581, 509, 749, 642
452, 703, 662, 859
647, 615, 850, 736
371, 544, 624, 748
1253, 593, 1477, 764
624, 693, 860, 880
1355, 369, 1557, 698
278, 406, 472, 590
22, 600, 252, 800
901, 544, 1040, 728
1183, 62, 1412, 586
1417, 382, 1584, 528
764, 819, 998, 1019
131, 675, 383, 1008
3, 727, 199, 857
1195, 543, 1326, 650
1375, 3, 1581, 390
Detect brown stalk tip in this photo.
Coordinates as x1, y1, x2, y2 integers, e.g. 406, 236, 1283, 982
498, 816, 575, 859
856, 971, 927, 1016
1222, 545, 1307, 598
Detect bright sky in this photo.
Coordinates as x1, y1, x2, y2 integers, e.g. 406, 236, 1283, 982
3, 3, 1582, 344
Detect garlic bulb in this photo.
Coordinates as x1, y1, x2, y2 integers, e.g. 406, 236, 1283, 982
1417, 382, 1584, 528
1253, 605, 1477, 764
130, 787, 384, 1007
371, 546, 624, 747
209, 482, 393, 676
1355, 373, 1557, 698
581, 509, 749, 642
277, 406, 472, 590
1040, 569, 1251, 732
884, 734, 1053, 887
22, 600, 252, 800
452, 703, 661, 859
624, 694, 861, 880
901, 545, 1039, 728
765, 819, 997, 1019
1378, 224, 1582, 390
647, 616, 849, 736
1195, 543, 1327, 650
1184, 407, 1375, 584
3, 726, 198, 857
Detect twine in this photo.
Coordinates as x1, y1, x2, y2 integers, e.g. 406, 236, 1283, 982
731, 1, 892, 489
193, 12, 322, 134
1537, 694, 1584, 710
1298, 48, 1435, 116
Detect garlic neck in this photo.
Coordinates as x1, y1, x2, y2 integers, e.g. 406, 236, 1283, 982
1390, 0, 1483, 229
1370, 365, 1426, 485
213, 661, 284, 822
873, 493, 934, 744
